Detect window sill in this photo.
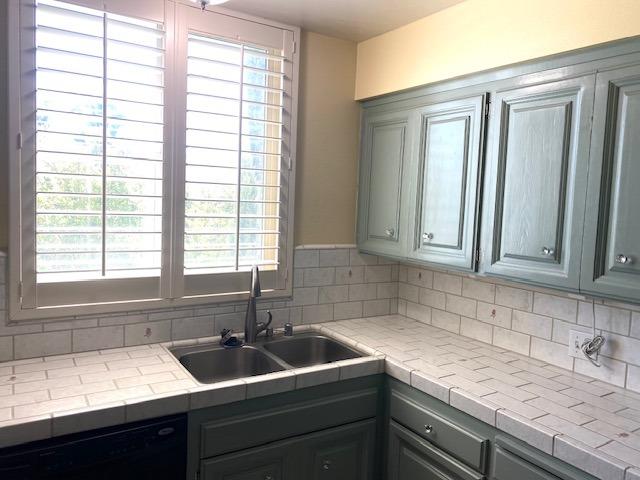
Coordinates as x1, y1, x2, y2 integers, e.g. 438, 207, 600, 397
8, 286, 293, 323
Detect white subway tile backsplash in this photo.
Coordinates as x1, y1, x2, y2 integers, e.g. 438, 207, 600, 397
495, 285, 533, 311
433, 272, 462, 295
512, 310, 553, 339
14, 332, 72, 360
2, 247, 640, 398
493, 327, 530, 356
445, 294, 477, 318
318, 249, 349, 267
462, 278, 495, 303
533, 293, 578, 323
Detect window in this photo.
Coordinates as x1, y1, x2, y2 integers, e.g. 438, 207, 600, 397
8, 0, 299, 319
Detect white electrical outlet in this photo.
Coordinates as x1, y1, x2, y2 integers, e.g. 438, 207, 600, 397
568, 330, 592, 358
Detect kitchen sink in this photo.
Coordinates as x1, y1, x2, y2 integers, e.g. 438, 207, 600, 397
170, 334, 363, 384
174, 345, 285, 383
262, 335, 361, 368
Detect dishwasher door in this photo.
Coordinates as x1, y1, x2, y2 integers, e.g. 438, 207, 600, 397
0, 414, 187, 480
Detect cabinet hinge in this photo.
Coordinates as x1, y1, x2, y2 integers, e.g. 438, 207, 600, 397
475, 248, 482, 263
485, 100, 492, 118
17, 132, 23, 150
18, 281, 23, 301
286, 155, 292, 171
292, 41, 297, 54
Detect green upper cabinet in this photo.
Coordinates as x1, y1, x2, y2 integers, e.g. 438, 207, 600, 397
480, 75, 596, 290
407, 95, 486, 271
358, 108, 415, 258
580, 65, 640, 301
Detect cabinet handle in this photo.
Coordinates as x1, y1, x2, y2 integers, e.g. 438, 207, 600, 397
422, 232, 434, 241
424, 424, 434, 434
541, 246, 555, 256
264, 475, 273, 480
384, 228, 395, 238
322, 459, 332, 470
616, 254, 633, 265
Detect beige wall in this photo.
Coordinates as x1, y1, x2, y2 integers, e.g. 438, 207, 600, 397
355, 0, 640, 100
293, 31, 360, 245
0, 28, 361, 250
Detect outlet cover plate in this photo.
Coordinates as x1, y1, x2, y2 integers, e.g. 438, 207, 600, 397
568, 330, 593, 358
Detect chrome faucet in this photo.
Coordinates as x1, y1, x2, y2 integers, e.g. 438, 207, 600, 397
244, 266, 272, 344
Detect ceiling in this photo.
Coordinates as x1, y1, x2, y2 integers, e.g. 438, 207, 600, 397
219, 0, 467, 42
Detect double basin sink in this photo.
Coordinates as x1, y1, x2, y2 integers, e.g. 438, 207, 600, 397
170, 334, 363, 384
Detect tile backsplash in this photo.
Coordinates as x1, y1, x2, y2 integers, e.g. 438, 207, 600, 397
397, 263, 640, 393
2, 247, 640, 395
0, 247, 398, 362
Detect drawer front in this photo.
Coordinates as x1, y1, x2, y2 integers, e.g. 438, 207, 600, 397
389, 390, 488, 472
493, 446, 560, 480
388, 421, 484, 480
201, 388, 378, 458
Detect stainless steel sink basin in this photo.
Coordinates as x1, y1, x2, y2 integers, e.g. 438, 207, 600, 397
262, 335, 361, 368
174, 345, 285, 383
170, 333, 364, 384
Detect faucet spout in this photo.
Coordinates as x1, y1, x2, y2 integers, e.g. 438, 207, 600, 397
244, 266, 271, 344
249, 265, 261, 298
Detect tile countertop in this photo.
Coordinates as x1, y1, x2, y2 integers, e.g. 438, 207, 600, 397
0, 316, 639, 480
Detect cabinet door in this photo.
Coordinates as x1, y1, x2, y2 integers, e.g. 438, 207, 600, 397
492, 446, 560, 480
358, 108, 414, 258
387, 422, 484, 480
300, 420, 376, 480
200, 442, 293, 480
408, 95, 486, 270
480, 76, 595, 289
580, 65, 640, 301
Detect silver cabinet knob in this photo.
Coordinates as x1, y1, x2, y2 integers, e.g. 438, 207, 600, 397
424, 424, 434, 434
541, 246, 555, 256
384, 228, 395, 238
616, 254, 633, 265
322, 459, 331, 470
423, 232, 434, 241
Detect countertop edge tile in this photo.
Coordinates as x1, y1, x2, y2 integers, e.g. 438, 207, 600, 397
554, 435, 629, 480
496, 408, 558, 455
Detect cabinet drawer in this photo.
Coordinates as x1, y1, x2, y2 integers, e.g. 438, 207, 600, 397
388, 421, 484, 480
201, 388, 378, 458
493, 446, 559, 480
389, 390, 488, 472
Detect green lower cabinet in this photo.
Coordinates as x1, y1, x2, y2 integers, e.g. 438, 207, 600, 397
201, 420, 376, 480
387, 422, 484, 480
580, 64, 640, 302
492, 446, 559, 480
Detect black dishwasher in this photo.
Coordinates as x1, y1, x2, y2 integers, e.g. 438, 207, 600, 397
0, 414, 187, 480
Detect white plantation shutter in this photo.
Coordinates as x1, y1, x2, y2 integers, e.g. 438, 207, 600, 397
20, 0, 169, 307
177, 5, 295, 297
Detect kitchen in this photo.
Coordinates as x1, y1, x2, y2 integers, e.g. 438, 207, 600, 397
1, 0, 640, 478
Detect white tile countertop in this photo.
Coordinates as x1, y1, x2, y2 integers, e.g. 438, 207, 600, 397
1, 315, 640, 479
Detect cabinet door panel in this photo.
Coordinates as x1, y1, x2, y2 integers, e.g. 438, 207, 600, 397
409, 95, 485, 270
301, 420, 376, 480
358, 109, 414, 258
481, 76, 595, 289
201, 443, 290, 480
581, 65, 640, 301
